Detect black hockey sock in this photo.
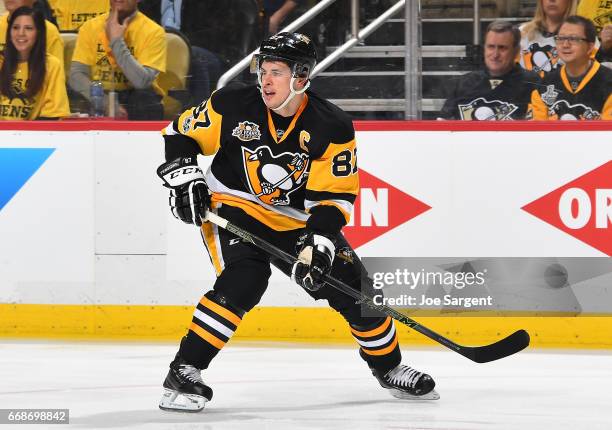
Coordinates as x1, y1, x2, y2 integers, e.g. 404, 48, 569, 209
178, 291, 245, 369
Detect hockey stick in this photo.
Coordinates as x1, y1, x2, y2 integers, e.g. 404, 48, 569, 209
203, 211, 530, 363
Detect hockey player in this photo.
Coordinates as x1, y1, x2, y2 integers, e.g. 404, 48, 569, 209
530, 15, 612, 120
440, 21, 541, 120
156, 32, 439, 412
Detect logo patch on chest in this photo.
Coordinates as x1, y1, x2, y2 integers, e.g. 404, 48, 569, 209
232, 121, 262, 142
458, 97, 518, 120
242, 146, 309, 206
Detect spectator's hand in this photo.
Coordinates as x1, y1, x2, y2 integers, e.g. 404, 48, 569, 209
601, 24, 612, 53
268, 13, 282, 35
106, 8, 131, 43
117, 105, 128, 120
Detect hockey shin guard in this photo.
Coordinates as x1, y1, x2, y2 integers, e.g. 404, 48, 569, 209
179, 291, 245, 369
351, 317, 402, 375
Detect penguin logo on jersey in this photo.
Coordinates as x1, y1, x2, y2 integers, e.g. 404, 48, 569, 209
336, 247, 354, 264
458, 97, 518, 120
242, 146, 309, 206
523, 43, 558, 74
232, 121, 262, 142
182, 115, 194, 134
296, 34, 311, 44
548, 100, 600, 120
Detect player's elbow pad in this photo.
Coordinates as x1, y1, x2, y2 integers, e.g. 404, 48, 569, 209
163, 133, 201, 161
306, 205, 347, 237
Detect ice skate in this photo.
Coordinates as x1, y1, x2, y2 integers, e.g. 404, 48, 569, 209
159, 357, 213, 412
372, 364, 440, 400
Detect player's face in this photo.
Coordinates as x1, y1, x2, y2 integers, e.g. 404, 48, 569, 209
10, 14, 37, 60
556, 23, 594, 65
4, 0, 34, 13
259, 60, 294, 109
542, 0, 570, 21
484, 31, 517, 77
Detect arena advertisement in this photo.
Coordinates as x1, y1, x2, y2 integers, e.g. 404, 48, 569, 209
0, 122, 610, 343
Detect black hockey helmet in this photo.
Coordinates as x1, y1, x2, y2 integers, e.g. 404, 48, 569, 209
252, 32, 317, 78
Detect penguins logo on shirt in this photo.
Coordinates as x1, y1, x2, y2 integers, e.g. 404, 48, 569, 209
458, 97, 518, 120
523, 43, 558, 73
96, 56, 112, 67
548, 100, 600, 120
232, 121, 262, 142
242, 146, 309, 206
592, 11, 612, 33
8, 82, 28, 104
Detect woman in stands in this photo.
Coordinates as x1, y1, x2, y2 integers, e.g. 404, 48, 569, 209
519, 0, 579, 76
0, 6, 69, 120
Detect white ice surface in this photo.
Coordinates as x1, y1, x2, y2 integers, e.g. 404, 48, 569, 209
0, 341, 610, 429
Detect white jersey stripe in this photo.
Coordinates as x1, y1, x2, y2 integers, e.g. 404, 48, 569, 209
205, 170, 309, 221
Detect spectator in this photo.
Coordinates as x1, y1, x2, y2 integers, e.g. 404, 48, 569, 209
0, 7, 69, 120
47, 0, 108, 31
0, 0, 63, 64
69, 0, 166, 120
530, 15, 612, 119
520, 0, 578, 76
264, 0, 301, 36
577, 0, 612, 64
159, 0, 223, 104
439, 21, 541, 120
32, 0, 58, 26
140, 0, 257, 68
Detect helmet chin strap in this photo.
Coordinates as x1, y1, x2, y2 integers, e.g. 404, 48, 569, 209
271, 77, 310, 112
258, 69, 310, 113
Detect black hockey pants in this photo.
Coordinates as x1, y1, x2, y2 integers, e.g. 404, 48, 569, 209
178, 204, 402, 375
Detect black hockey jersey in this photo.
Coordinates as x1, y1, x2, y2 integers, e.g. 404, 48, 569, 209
439, 65, 542, 120
162, 85, 358, 231
530, 61, 612, 120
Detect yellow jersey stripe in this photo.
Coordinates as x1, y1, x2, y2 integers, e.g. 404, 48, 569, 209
189, 322, 226, 349
350, 317, 392, 338
201, 222, 223, 275
200, 296, 242, 327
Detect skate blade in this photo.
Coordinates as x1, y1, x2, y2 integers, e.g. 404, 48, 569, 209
389, 388, 440, 400
158, 389, 208, 412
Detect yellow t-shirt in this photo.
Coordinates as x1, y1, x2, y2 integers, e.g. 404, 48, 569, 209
0, 14, 64, 66
0, 54, 70, 120
577, 0, 612, 33
48, 0, 108, 31
71, 11, 166, 94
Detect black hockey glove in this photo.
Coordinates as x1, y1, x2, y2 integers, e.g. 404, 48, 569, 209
291, 232, 335, 291
157, 157, 210, 226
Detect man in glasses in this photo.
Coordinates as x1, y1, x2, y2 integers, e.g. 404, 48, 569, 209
531, 15, 612, 119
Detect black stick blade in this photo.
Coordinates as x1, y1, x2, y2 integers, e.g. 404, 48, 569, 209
464, 330, 530, 363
